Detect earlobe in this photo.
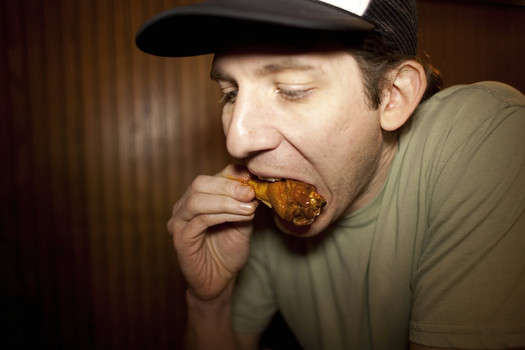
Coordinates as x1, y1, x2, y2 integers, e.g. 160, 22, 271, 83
380, 61, 427, 131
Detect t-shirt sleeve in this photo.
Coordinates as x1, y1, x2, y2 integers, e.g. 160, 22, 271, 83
410, 83, 525, 348
232, 228, 278, 334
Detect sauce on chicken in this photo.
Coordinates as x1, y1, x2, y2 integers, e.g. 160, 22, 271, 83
245, 178, 326, 226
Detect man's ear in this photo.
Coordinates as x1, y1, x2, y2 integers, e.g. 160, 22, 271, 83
379, 60, 427, 131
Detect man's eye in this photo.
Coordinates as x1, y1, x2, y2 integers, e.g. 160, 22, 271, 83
220, 90, 237, 104
276, 87, 312, 101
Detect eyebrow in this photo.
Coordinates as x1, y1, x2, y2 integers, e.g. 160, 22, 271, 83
209, 69, 232, 82
258, 58, 315, 74
210, 58, 316, 82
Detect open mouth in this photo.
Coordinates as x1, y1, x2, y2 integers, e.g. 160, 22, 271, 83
257, 176, 282, 182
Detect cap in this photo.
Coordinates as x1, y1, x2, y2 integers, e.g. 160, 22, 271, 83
136, 0, 417, 57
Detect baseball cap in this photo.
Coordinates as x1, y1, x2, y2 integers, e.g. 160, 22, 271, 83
136, 0, 417, 57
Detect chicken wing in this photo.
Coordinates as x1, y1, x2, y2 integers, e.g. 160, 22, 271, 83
246, 178, 326, 226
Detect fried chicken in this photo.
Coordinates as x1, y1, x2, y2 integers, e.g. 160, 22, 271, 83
246, 178, 326, 226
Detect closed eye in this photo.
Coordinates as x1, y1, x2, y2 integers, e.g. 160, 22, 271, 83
219, 90, 238, 104
276, 87, 315, 102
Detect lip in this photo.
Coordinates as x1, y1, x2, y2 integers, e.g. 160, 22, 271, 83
246, 163, 325, 195
257, 176, 282, 182
247, 168, 323, 194
248, 170, 303, 184
247, 168, 283, 181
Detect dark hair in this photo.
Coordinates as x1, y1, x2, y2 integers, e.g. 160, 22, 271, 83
350, 33, 443, 110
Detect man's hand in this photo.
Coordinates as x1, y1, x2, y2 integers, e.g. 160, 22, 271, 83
167, 165, 258, 301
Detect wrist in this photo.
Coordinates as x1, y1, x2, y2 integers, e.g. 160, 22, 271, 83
186, 280, 235, 315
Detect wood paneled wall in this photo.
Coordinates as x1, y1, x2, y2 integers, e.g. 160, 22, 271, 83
418, 0, 525, 92
1, 0, 228, 348
0, 0, 523, 349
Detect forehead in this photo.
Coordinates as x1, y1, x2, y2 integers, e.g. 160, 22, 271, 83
211, 42, 356, 78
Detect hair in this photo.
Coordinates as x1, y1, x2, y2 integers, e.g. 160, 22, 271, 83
349, 33, 443, 110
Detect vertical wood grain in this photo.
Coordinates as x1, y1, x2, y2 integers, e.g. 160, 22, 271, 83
418, 0, 525, 92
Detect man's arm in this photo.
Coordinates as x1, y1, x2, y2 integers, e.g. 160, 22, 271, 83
166, 165, 260, 349
185, 281, 260, 350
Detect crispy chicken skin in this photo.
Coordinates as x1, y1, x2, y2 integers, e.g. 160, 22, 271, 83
245, 178, 327, 226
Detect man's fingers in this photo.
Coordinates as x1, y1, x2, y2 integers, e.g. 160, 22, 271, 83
176, 192, 258, 222
176, 212, 255, 239
179, 175, 253, 206
167, 167, 256, 239
216, 164, 251, 182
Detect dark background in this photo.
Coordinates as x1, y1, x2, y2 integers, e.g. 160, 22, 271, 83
1, 0, 524, 348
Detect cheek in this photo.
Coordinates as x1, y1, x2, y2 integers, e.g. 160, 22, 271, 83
302, 105, 379, 165
221, 106, 233, 135
315, 112, 383, 202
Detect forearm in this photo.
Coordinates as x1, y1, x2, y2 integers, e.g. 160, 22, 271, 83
185, 280, 244, 350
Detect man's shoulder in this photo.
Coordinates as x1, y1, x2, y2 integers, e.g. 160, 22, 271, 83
424, 81, 524, 114
396, 81, 525, 189
407, 81, 524, 143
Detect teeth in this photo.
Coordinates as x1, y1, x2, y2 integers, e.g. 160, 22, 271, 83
258, 176, 282, 182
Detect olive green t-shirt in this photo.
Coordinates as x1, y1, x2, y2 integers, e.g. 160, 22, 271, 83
232, 82, 525, 349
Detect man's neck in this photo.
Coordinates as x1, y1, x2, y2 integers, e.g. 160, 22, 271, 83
346, 131, 398, 213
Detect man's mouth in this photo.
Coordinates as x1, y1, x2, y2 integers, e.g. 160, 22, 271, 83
256, 176, 282, 182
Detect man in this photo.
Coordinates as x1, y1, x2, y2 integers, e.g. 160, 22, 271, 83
136, 0, 525, 349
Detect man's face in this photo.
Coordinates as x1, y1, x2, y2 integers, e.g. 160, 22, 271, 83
212, 45, 388, 236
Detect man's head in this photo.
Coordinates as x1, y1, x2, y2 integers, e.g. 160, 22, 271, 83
136, 0, 434, 235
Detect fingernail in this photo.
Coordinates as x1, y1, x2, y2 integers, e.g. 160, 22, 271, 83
239, 184, 253, 196
239, 202, 255, 212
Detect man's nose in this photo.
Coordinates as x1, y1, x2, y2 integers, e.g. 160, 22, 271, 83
224, 92, 281, 159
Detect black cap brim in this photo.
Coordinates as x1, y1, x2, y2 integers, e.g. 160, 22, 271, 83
136, 0, 374, 57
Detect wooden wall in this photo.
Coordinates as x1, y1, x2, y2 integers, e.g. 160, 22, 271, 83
1, 0, 227, 348
0, 0, 523, 349
418, 0, 525, 91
